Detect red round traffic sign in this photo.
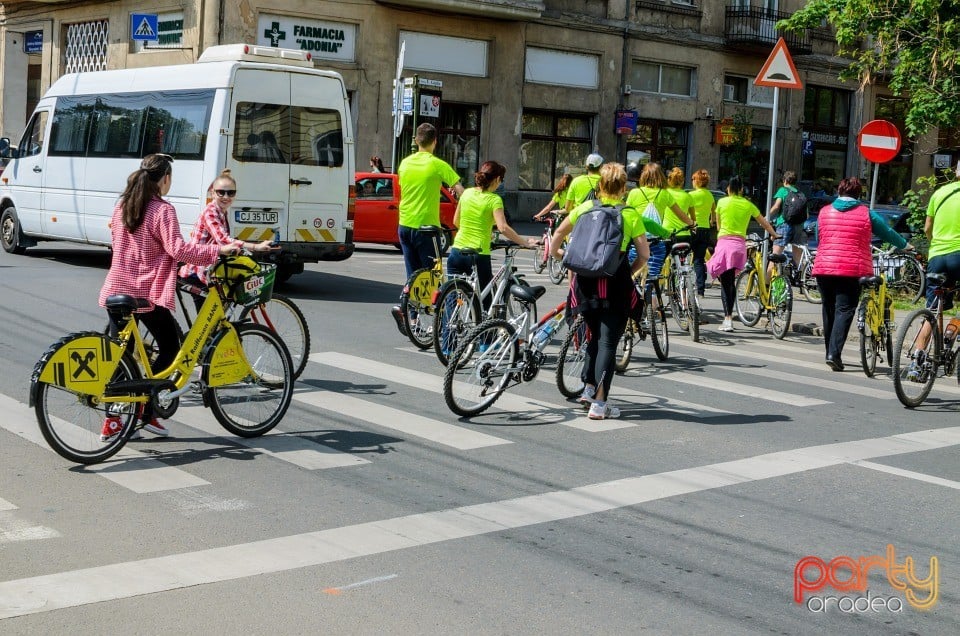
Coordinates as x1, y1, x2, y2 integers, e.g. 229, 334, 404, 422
857, 119, 902, 164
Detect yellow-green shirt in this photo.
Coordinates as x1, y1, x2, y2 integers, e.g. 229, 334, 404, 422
927, 181, 960, 259
716, 195, 762, 238
565, 174, 601, 208
552, 188, 569, 207
397, 151, 461, 228
451, 188, 502, 255
568, 197, 644, 252
665, 187, 694, 234
689, 187, 715, 228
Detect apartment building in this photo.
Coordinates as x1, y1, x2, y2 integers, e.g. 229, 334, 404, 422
0, 0, 948, 212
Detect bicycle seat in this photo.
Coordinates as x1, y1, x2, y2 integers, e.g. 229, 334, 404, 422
418, 225, 442, 235
458, 247, 480, 256
927, 272, 948, 285
105, 294, 152, 313
859, 276, 883, 288
670, 242, 691, 254
510, 284, 546, 304
768, 253, 787, 264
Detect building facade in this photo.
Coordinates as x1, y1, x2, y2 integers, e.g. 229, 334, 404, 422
0, 0, 949, 214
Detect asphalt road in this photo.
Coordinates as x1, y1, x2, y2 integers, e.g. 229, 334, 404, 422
0, 235, 957, 635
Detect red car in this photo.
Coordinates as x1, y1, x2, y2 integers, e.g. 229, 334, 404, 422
353, 172, 457, 253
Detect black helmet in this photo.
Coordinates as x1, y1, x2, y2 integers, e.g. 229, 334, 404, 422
626, 162, 641, 181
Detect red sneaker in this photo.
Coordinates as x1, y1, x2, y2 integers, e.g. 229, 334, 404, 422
100, 416, 124, 442
142, 419, 169, 437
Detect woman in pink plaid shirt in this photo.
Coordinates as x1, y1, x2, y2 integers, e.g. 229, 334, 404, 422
98, 154, 238, 440
179, 169, 275, 309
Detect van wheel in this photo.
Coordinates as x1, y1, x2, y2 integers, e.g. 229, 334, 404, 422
1, 207, 26, 255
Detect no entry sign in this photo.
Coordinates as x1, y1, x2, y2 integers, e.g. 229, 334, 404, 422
857, 120, 901, 164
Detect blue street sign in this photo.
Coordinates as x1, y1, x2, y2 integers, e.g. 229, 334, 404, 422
24, 31, 43, 54
802, 140, 814, 156
131, 14, 159, 42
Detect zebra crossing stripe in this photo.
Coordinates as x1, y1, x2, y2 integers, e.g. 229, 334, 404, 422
0, 497, 17, 512
0, 512, 60, 545
294, 390, 511, 450
660, 371, 828, 407
1, 425, 957, 618
172, 404, 371, 470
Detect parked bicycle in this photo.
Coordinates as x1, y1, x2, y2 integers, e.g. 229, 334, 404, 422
891, 273, 959, 407
394, 225, 447, 349
532, 211, 568, 284
783, 243, 820, 304
735, 234, 793, 339
31, 255, 295, 464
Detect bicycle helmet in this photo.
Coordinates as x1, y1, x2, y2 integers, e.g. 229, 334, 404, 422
626, 162, 641, 182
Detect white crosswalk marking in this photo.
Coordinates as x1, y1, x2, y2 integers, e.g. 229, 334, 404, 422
0, 511, 59, 544
850, 460, 960, 490
293, 390, 511, 450
638, 369, 829, 407
0, 497, 17, 511
173, 404, 370, 470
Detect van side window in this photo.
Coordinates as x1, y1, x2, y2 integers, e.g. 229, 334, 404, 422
232, 102, 343, 167
19, 111, 48, 157
49, 97, 95, 156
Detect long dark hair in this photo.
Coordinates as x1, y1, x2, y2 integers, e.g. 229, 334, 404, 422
553, 173, 573, 195
727, 175, 744, 196
120, 154, 173, 232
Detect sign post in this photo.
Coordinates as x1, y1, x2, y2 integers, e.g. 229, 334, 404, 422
857, 119, 902, 210
754, 37, 803, 263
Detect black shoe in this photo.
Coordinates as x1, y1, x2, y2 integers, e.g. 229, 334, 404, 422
825, 356, 844, 372
390, 305, 407, 336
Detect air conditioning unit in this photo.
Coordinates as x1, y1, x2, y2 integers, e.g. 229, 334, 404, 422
623, 84, 632, 95
723, 84, 736, 101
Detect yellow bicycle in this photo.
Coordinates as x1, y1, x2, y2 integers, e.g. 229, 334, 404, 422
735, 234, 793, 339
30, 255, 295, 464
397, 225, 447, 349
856, 269, 894, 377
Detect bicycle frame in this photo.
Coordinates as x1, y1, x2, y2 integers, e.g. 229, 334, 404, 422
744, 241, 774, 308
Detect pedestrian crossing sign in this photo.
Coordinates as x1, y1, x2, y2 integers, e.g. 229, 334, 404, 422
131, 13, 159, 42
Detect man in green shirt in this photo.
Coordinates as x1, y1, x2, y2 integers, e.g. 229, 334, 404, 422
923, 162, 960, 309
397, 123, 464, 278
564, 153, 603, 212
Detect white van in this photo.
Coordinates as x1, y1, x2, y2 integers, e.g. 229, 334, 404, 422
0, 43, 356, 281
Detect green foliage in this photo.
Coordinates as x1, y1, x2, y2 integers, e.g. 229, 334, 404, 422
722, 109, 755, 177
779, 0, 960, 138
899, 168, 957, 255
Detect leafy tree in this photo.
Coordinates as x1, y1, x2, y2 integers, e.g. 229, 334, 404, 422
779, 1, 960, 138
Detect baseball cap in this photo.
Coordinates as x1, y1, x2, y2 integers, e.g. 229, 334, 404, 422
585, 153, 604, 168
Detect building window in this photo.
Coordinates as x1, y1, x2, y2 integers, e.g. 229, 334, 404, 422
436, 103, 481, 187
800, 86, 851, 194
519, 110, 593, 191
63, 20, 108, 74
525, 47, 599, 89
626, 120, 689, 174
632, 61, 694, 97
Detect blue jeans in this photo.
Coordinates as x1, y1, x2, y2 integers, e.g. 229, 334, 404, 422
399, 225, 438, 279
926, 250, 960, 311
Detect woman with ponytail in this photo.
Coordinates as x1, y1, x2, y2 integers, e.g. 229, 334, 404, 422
97, 154, 238, 440
446, 161, 536, 299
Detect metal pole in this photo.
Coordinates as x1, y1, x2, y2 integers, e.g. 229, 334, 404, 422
869, 160, 880, 211
762, 86, 780, 265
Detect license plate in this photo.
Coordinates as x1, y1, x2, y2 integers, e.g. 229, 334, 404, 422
235, 210, 279, 224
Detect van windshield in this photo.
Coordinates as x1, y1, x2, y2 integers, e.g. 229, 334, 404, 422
233, 102, 343, 167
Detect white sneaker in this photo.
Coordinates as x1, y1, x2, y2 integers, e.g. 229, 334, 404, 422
578, 384, 597, 408
719, 319, 734, 332
588, 401, 620, 420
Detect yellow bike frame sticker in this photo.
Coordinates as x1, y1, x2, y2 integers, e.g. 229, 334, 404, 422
37, 335, 125, 395
205, 326, 253, 387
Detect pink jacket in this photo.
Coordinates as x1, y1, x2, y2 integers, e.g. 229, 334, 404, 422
811, 203, 873, 278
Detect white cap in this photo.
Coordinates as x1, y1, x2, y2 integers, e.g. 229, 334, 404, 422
586, 153, 604, 168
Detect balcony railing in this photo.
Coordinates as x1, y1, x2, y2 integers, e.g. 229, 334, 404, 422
724, 7, 811, 55
375, 0, 544, 20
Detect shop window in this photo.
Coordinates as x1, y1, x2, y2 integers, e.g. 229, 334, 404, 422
626, 120, 688, 174
436, 103, 481, 187
632, 62, 694, 97
519, 110, 593, 191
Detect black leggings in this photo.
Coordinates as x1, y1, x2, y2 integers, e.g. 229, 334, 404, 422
107, 306, 181, 374
816, 275, 860, 360
582, 308, 628, 400
718, 269, 737, 316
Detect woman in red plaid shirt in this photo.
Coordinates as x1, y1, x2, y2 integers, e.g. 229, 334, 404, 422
179, 169, 275, 309
98, 154, 238, 440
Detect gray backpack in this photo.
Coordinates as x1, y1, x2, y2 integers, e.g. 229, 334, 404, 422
562, 201, 625, 278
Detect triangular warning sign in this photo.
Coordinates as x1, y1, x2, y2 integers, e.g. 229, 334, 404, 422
135, 18, 156, 37
754, 38, 803, 89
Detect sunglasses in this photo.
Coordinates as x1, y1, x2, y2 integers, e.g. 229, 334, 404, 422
214, 189, 237, 197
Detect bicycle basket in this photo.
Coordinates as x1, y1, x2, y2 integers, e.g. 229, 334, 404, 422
211, 256, 277, 306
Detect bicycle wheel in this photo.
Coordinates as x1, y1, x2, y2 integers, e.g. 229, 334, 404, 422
670, 273, 690, 332
769, 275, 793, 339
647, 293, 669, 361
685, 273, 700, 342
556, 315, 588, 398
892, 308, 939, 407
615, 320, 635, 373
444, 318, 518, 416
401, 267, 441, 350
34, 335, 141, 464
206, 323, 294, 437
858, 299, 879, 378
433, 279, 481, 366
800, 259, 822, 304
887, 255, 925, 305
548, 254, 567, 285
533, 239, 547, 274
243, 293, 310, 380
735, 269, 762, 327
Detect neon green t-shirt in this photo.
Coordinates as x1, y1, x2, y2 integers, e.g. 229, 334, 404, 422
397, 151, 461, 228
451, 188, 502, 255
927, 181, 960, 259
625, 186, 675, 231
716, 195, 762, 238
665, 187, 694, 234
689, 187, 715, 228
551, 188, 569, 207
565, 174, 601, 208
568, 197, 644, 252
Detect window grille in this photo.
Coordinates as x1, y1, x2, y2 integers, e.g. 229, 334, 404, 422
63, 20, 109, 74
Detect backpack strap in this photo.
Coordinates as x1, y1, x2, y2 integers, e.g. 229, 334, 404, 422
933, 186, 960, 216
